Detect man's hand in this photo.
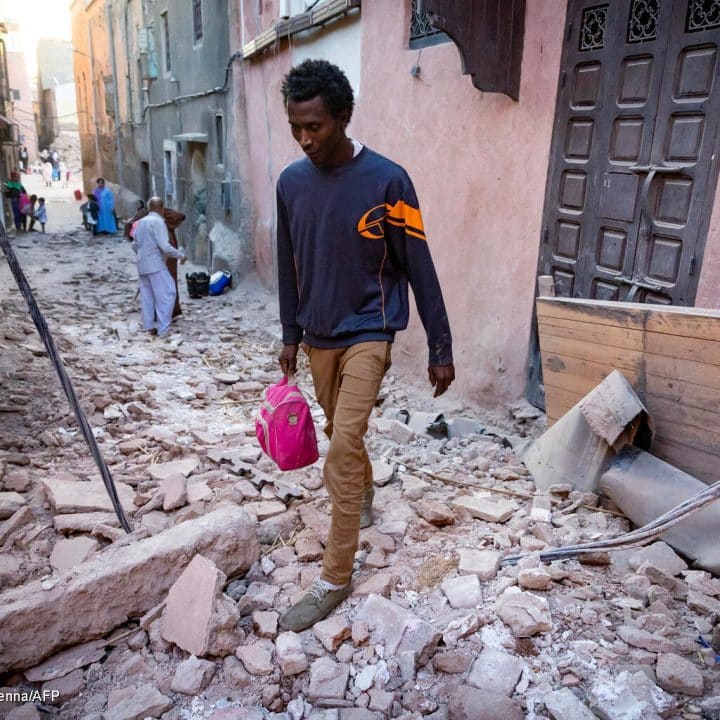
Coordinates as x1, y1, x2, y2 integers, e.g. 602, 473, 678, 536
279, 343, 299, 376
428, 363, 455, 398
180, 256, 187, 265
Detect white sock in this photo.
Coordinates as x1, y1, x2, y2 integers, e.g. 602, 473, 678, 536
318, 578, 347, 591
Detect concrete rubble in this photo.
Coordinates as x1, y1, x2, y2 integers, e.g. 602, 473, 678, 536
0, 231, 718, 719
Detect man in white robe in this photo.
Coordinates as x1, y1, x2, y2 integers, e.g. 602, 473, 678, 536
132, 197, 187, 337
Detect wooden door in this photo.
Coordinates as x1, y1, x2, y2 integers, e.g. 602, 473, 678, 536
528, 0, 720, 408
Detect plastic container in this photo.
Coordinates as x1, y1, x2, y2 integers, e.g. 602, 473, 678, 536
209, 270, 232, 296
185, 272, 210, 298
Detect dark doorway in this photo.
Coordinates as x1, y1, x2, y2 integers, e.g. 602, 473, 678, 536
140, 161, 150, 203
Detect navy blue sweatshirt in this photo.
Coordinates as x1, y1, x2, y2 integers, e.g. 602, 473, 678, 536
276, 146, 453, 366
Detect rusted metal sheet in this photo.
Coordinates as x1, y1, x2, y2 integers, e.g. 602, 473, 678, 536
425, 0, 526, 100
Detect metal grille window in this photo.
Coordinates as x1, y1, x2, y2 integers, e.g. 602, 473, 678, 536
162, 12, 171, 72
687, 0, 720, 31
193, 0, 203, 44
627, 0, 659, 43
215, 114, 224, 165
409, 0, 448, 49
579, 4, 608, 51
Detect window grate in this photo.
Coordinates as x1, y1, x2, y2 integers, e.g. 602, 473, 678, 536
686, 0, 720, 31
409, 0, 448, 48
193, 0, 203, 43
162, 12, 171, 72
579, 4, 608, 51
627, 0, 659, 43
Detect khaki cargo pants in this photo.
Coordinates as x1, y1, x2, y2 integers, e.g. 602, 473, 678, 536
303, 340, 392, 586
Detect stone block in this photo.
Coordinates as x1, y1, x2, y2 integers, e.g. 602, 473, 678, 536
41, 476, 135, 514
495, 588, 552, 637
49, 537, 99, 573
451, 494, 516, 523
441, 574, 482, 609
0, 505, 258, 672
308, 657, 350, 700
468, 647, 524, 696
656, 653, 704, 696
457, 548, 500, 581
161, 554, 225, 656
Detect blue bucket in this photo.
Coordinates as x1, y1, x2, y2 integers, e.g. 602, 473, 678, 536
209, 270, 232, 296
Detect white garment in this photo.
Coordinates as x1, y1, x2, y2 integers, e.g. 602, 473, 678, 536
138, 268, 176, 336
132, 211, 185, 274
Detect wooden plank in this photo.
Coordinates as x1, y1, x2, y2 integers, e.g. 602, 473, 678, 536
646, 396, 720, 435
652, 418, 720, 457
543, 357, 641, 396
646, 374, 720, 414
538, 317, 645, 352
538, 298, 720, 338
644, 331, 720, 367
542, 384, 582, 423
645, 354, 720, 390
538, 296, 720, 318
652, 437, 719, 485
537, 298, 645, 330
539, 334, 644, 373
646, 312, 720, 342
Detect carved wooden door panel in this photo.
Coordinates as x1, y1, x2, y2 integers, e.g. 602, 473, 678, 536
529, 0, 720, 407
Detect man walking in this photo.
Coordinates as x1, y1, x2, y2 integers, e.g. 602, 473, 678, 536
276, 59, 455, 632
132, 197, 186, 338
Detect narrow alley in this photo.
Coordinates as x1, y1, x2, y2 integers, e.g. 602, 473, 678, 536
1, 190, 719, 719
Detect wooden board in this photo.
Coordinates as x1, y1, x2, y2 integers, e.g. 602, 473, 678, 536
537, 297, 720, 485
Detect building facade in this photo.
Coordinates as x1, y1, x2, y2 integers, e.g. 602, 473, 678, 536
238, 0, 720, 406
71, 0, 720, 407
70, 0, 118, 190
37, 39, 79, 150
71, 0, 253, 274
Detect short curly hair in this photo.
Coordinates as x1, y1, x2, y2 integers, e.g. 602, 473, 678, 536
281, 59, 354, 122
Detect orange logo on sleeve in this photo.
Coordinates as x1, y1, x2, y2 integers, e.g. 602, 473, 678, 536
357, 201, 426, 241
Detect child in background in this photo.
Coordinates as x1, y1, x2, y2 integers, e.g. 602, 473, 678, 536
26, 195, 38, 230
33, 198, 47, 233
83, 194, 99, 235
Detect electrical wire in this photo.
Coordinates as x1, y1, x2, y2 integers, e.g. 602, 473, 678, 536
501, 479, 720, 565
0, 229, 133, 534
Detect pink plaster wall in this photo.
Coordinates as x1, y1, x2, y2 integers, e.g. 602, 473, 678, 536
696, 178, 720, 308
241, 0, 566, 403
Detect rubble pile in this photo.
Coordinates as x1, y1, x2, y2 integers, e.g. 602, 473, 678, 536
1, 233, 719, 720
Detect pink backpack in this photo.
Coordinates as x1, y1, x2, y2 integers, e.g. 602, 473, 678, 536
256, 376, 319, 471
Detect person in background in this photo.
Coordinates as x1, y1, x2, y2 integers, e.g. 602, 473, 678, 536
123, 200, 147, 238
163, 207, 186, 318
94, 178, 117, 234
131, 196, 186, 338
18, 189, 31, 232
4, 170, 27, 232
275, 60, 454, 632
32, 198, 47, 233
59, 162, 68, 188
25, 195, 38, 231
124, 200, 185, 319
42, 161, 53, 188
82, 194, 99, 235
19, 146, 29, 174
50, 149, 60, 181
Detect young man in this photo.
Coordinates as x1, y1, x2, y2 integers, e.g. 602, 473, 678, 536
276, 59, 455, 632
131, 197, 186, 338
